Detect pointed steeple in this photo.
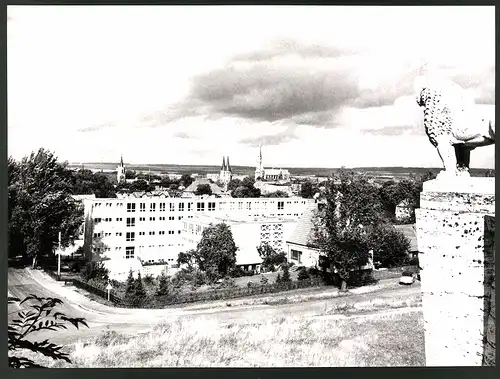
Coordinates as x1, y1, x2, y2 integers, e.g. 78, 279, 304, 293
226, 156, 231, 172
221, 156, 226, 171
120, 154, 124, 167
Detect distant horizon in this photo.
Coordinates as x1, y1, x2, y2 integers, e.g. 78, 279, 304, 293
66, 161, 493, 172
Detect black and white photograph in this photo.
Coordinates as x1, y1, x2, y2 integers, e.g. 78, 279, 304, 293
6, 5, 495, 368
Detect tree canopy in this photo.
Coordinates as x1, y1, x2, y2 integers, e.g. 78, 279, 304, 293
195, 183, 213, 196
8, 149, 84, 266
179, 223, 238, 281
230, 176, 261, 198
310, 169, 384, 290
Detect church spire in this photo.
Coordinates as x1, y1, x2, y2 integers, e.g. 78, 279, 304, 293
221, 156, 226, 171
226, 156, 231, 172
120, 154, 124, 167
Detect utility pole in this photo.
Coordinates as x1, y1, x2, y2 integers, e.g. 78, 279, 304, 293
57, 231, 61, 279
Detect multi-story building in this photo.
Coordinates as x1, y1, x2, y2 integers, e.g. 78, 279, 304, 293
182, 213, 298, 272
82, 195, 314, 273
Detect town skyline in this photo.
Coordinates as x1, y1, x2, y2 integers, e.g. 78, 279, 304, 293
8, 6, 495, 168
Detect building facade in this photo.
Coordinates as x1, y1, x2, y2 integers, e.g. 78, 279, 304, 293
254, 146, 290, 182
82, 196, 314, 272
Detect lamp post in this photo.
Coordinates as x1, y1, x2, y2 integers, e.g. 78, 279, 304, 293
57, 231, 61, 280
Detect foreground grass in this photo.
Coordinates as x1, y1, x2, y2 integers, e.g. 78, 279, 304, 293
14, 303, 424, 367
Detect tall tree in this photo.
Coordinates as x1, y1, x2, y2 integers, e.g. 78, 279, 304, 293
194, 223, 238, 281
8, 149, 84, 267
180, 174, 194, 188
310, 169, 382, 291
366, 223, 411, 268
300, 180, 318, 199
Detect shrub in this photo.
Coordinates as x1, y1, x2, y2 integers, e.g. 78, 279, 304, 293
143, 273, 156, 286
260, 275, 269, 285
155, 270, 171, 296
81, 261, 109, 282
282, 264, 291, 283
275, 273, 282, 284
307, 267, 320, 277
297, 267, 310, 281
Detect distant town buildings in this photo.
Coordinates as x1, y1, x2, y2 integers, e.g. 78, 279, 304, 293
395, 199, 416, 222
255, 146, 290, 182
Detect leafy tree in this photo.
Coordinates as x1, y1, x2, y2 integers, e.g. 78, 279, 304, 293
260, 275, 269, 285
281, 264, 291, 283
300, 180, 318, 199
367, 224, 411, 268
177, 250, 197, 271
68, 168, 116, 198
265, 190, 289, 198
227, 178, 242, 192
297, 267, 310, 281
195, 183, 213, 196
180, 173, 194, 188
230, 176, 261, 198
8, 149, 85, 267
257, 243, 286, 272
8, 294, 88, 368
125, 170, 136, 179
159, 176, 171, 189
310, 168, 383, 291
128, 179, 152, 192
193, 223, 238, 281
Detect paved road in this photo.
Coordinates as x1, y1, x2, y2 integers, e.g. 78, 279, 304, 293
8, 267, 421, 345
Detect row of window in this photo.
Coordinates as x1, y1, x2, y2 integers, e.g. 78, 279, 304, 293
122, 200, 303, 213
94, 230, 181, 239
94, 200, 307, 209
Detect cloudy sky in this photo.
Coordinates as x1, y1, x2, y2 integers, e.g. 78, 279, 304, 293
8, 6, 495, 168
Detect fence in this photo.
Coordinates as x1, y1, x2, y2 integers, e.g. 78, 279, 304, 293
143, 278, 325, 308
73, 277, 324, 308
72, 278, 122, 304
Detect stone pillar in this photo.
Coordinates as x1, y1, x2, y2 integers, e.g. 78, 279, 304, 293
415, 178, 495, 366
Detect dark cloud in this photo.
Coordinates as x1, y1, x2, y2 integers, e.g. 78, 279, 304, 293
361, 125, 426, 136
140, 39, 494, 139
77, 123, 116, 133
239, 126, 298, 147
172, 64, 360, 124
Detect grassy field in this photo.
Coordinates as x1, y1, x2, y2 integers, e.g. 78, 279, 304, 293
13, 295, 424, 367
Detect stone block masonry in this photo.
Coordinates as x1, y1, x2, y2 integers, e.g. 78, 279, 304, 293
415, 178, 495, 366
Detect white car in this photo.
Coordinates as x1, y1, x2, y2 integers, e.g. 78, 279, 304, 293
399, 272, 415, 285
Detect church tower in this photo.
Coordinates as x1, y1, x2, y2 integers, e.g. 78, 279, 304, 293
219, 156, 232, 187
255, 145, 265, 181
117, 155, 126, 184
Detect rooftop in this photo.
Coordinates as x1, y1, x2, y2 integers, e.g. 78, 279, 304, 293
286, 202, 319, 247
183, 178, 224, 195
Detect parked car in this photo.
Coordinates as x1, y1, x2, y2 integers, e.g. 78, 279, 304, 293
399, 271, 415, 285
